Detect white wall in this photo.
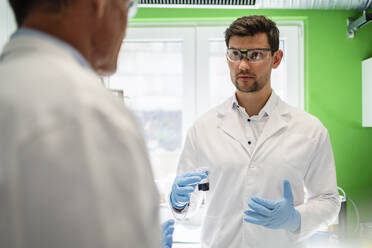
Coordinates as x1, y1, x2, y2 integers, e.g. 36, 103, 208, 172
0, 0, 16, 52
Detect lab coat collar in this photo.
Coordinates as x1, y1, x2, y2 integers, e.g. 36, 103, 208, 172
255, 100, 290, 152
218, 92, 290, 153
1, 28, 94, 72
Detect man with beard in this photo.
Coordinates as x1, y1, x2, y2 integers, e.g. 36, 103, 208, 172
169, 15, 340, 248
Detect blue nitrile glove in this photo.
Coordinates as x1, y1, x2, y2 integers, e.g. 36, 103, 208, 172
162, 219, 175, 248
244, 180, 301, 233
170, 171, 208, 209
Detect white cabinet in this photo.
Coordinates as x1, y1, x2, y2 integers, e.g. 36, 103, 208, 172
362, 57, 372, 127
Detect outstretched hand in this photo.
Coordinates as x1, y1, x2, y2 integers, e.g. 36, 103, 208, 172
244, 180, 301, 233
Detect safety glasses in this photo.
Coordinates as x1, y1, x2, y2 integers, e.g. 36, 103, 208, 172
226, 48, 273, 63
128, 0, 138, 20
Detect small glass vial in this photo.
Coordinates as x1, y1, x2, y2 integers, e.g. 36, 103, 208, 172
198, 178, 209, 191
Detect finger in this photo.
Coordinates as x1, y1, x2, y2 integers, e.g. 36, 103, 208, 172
248, 200, 274, 217
251, 197, 277, 210
166, 219, 175, 225
244, 216, 267, 225
163, 228, 174, 237
162, 219, 175, 226
182, 171, 208, 178
164, 226, 174, 236
176, 194, 190, 203
178, 176, 202, 186
201, 170, 209, 177
176, 185, 196, 194
283, 179, 294, 203
163, 241, 171, 248
244, 210, 268, 221
162, 219, 175, 231
164, 234, 173, 244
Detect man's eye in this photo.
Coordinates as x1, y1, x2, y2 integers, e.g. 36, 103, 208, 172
231, 51, 240, 57
250, 52, 263, 60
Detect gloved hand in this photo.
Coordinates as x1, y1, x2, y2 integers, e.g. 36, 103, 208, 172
162, 219, 175, 248
170, 171, 208, 209
244, 180, 301, 233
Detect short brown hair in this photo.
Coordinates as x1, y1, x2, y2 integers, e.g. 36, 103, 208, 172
225, 15, 279, 53
8, 0, 74, 26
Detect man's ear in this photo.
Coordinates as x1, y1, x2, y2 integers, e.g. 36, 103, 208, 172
92, 0, 107, 19
272, 49, 283, 69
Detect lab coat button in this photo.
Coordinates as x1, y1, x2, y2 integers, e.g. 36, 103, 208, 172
247, 118, 251, 122
248, 141, 252, 145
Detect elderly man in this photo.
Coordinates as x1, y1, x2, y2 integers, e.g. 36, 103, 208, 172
0, 0, 171, 247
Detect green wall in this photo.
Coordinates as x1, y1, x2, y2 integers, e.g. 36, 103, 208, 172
132, 8, 372, 229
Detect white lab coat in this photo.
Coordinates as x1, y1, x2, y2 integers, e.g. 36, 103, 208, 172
0, 31, 161, 248
172, 93, 340, 248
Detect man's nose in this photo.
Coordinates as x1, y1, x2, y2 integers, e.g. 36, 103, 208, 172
238, 56, 251, 71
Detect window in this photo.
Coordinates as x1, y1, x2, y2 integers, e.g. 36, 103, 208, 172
0, 1, 16, 51
105, 28, 196, 207
105, 22, 304, 245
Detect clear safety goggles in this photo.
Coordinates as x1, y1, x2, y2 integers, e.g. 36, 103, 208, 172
128, 0, 138, 20
226, 48, 273, 63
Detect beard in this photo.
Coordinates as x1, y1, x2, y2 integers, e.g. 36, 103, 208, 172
233, 79, 263, 93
